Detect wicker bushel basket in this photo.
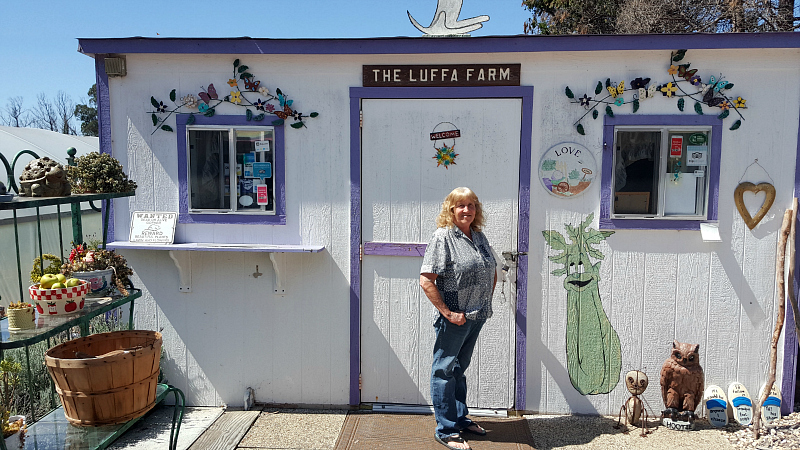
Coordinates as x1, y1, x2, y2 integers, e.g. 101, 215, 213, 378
45, 330, 162, 426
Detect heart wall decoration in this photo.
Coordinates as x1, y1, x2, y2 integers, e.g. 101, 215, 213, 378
734, 182, 776, 230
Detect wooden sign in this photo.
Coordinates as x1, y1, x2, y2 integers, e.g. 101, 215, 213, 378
129, 211, 177, 244
363, 64, 521, 87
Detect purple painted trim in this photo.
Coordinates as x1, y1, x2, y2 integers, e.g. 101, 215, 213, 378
349, 95, 361, 406
78, 33, 800, 56
515, 86, 534, 411
95, 56, 115, 242
363, 242, 426, 257
349, 86, 534, 410
781, 104, 800, 414
600, 115, 722, 230
175, 114, 286, 225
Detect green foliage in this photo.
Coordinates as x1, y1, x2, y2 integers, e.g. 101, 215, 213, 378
595, 81, 602, 95
678, 98, 685, 111
605, 105, 614, 117
565, 86, 574, 99
718, 110, 730, 119
523, 1, 795, 34
541, 159, 557, 171
74, 84, 98, 137
694, 102, 704, 115
592, 109, 598, 120
632, 99, 639, 113
730, 119, 742, 130
569, 169, 580, 180
576, 124, 585, 135
29, 254, 63, 284
66, 152, 137, 194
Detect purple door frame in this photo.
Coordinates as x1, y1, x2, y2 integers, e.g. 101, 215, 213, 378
349, 86, 534, 408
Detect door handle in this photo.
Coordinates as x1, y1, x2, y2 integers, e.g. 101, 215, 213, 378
501, 251, 527, 262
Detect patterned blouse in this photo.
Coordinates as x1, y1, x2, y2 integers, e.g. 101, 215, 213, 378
420, 226, 496, 321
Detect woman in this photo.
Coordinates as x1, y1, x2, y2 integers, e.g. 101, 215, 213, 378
420, 187, 497, 450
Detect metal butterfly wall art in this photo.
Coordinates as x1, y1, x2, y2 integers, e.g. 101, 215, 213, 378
198, 84, 218, 104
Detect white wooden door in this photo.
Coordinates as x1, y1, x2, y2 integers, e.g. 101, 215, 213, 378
360, 98, 521, 408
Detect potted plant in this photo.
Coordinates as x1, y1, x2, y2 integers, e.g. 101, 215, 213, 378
61, 243, 133, 297
1, 357, 26, 449
65, 152, 137, 194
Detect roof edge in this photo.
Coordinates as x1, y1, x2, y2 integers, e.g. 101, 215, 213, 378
76, 32, 800, 56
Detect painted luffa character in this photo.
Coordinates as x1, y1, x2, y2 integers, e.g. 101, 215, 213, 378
543, 213, 621, 395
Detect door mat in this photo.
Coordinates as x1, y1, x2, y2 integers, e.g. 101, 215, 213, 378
334, 412, 536, 449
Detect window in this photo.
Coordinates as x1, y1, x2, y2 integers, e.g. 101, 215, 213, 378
177, 115, 285, 224
600, 115, 722, 230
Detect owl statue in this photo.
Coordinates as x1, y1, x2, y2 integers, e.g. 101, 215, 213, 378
660, 340, 704, 421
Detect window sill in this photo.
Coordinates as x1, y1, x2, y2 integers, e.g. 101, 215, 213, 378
599, 218, 704, 231
179, 212, 286, 225
107, 241, 324, 295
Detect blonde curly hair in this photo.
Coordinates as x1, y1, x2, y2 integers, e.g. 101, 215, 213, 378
435, 187, 485, 232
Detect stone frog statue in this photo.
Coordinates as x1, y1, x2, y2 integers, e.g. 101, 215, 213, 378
19, 157, 71, 197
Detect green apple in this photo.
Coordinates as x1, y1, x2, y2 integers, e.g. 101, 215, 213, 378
65, 278, 82, 287
39, 274, 58, 289
55, 274, 67, 284
51, 282, 66, 289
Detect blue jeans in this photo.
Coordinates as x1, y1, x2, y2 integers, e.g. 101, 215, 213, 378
431, 315, 485, 438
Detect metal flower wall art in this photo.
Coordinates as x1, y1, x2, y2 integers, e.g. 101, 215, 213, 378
565, 49, 746, 135
148, 59, 318, 134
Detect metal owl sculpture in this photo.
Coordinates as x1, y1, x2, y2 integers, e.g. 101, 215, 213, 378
660, 341, 704, 424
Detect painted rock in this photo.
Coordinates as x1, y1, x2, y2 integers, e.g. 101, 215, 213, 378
759, 383, 781, 425
728, 382, 752, 426
704, 385, 728, 427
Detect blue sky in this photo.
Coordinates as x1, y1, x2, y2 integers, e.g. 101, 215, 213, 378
0, 1, 530, 120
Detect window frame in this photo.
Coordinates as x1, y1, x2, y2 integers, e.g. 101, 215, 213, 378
177, 114, 286, 225
600, 115, 722, 230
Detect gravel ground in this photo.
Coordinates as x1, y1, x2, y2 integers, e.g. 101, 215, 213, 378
526, 414, 736, 450
727, 412, 800, 450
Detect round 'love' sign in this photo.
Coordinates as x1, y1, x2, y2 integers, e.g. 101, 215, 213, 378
538, 142, 597, 198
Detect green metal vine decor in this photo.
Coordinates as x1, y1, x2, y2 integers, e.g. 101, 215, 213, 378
565, 49, 746, 135
148, 59, 318, 134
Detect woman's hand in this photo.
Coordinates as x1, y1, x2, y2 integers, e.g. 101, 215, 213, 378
421, 273, 466, 326
446, 311, 466, 326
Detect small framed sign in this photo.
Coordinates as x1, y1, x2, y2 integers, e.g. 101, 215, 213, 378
129, 212, 177, 244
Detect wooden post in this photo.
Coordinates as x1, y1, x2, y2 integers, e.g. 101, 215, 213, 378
788, 199, 800, 349
753, 208, 792, 438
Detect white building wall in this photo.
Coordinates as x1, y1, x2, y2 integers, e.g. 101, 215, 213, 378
103, 47, 799, 412
523, 48, 800, 415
